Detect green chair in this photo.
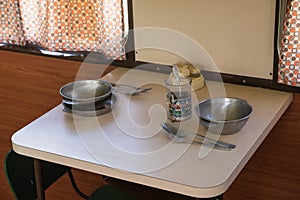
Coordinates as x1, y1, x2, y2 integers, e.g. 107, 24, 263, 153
4, 150, 133, 200
88, 185, 133, 200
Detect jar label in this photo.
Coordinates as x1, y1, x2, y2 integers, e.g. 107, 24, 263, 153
167, 92, 191, 121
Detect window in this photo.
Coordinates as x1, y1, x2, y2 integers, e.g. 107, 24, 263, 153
0, 0, 133, 63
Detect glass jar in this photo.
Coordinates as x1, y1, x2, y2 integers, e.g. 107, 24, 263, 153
165, 76, 192, 121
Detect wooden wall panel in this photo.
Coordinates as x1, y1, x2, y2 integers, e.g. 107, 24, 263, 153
0, 50, 111, 200
0, 50, 299, 199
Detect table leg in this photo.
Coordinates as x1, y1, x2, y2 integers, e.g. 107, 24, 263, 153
33, 158, 45, 200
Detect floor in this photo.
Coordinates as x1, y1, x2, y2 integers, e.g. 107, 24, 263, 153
0, 50, 299, 199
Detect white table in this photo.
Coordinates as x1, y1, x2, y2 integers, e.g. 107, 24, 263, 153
12, 68, 293, 199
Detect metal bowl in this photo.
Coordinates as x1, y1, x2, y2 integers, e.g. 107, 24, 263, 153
59, 80, 113, 103
195, 97, 252, 134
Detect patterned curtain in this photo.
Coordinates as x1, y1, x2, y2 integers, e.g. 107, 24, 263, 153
0, 0, 126, 60
278, 0, 300, 86
0, 0, 25, 45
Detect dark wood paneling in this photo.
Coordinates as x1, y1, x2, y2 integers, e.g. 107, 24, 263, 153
0, 50, 299, 199
224, 93, 300, 200
0, 50, 111, 200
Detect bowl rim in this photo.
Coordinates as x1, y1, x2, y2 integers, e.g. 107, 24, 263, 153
59, 79, 113, 102
195, 97, 253, 123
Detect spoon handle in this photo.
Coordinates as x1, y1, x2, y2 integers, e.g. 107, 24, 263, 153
110, 83, 152, 95
193, 133, 236, 149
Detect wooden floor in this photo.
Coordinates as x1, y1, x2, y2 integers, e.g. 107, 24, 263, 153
0, 50, 299, 200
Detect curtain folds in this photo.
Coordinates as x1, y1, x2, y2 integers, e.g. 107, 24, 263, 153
0, 0, 25, 45
0, 0, 126, 60
278, 0, 300, 86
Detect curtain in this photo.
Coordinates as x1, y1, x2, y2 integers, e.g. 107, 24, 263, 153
0, 0, 126, 60
278, 0, 300, 86
0, 0, 25, 45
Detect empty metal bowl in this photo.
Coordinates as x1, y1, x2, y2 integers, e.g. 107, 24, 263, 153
59, 79, 113, 103
195, 97, 252, 134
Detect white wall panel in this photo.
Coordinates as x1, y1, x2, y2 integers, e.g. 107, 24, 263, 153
132, 0, 276, 79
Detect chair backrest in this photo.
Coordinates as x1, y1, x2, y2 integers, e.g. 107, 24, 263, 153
4, 150, 69, 200
88, 185, 134, 200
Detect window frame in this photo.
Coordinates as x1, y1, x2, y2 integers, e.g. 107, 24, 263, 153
1, 0, 300, 92
131, 0, 300, 93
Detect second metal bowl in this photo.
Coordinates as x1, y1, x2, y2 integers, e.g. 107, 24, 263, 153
59, 79, 113, 103
195, 97, 253, 134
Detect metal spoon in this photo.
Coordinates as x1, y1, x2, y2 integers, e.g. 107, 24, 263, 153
110, 83, 152, 95
166, 133, 233, 151
160, 123, 236, 150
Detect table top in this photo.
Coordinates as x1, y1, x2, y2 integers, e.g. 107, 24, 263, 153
12, 67, 293, 198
